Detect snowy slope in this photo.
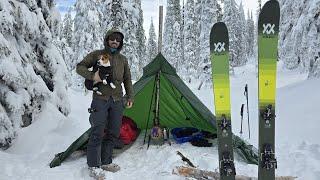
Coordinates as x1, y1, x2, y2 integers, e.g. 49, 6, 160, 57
1, 61, 320, 180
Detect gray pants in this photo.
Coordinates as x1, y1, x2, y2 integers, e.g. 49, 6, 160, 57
87, 97, 124, 167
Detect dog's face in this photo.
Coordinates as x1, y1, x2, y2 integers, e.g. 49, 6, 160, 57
99, 54, 110, 65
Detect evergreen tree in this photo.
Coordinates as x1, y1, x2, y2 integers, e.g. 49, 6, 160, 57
46, 0, 61, 38
223, 0, 238, 67
146, 18, 158, 64
111, 0, 123, 28
181, 0, 186, 70
62, 8, 73, 46
58, 8, 74, 72
163, 0, 183, 71
254, 2, 259, 70
120, 0, 141, 79
56, 38, 74, 72
182, 0, 198, 82
246, 11, 255, 58
307, 25, 320, 78
237, 1, 248, 65
134, 0, 147, 78
199, 0, 219, 65
73, 0, 103, 70
223, 0, 247, 67
0, 0, 70, 149
101, 0, 113, 31
194, 0, 202, 78
279, 0, 320, 78
196, 0, 220, 85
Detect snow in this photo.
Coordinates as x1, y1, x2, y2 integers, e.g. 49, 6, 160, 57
1, 61, 320, 180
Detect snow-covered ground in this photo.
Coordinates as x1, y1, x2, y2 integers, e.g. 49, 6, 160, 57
1, 62, 320, 180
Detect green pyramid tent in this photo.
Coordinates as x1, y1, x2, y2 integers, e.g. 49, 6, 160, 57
49, 53, 258, 168
124, 53, 216, 132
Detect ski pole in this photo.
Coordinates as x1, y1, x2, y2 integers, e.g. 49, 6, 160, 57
244, 84, 251, 139
240, 104, 244, 136
147, 134, 151, 150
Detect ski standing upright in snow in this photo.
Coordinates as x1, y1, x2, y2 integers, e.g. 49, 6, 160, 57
210, 22, 236, 180
258, 0, 280, 180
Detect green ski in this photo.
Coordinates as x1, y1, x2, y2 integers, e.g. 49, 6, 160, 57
258, 0, 280, 180
210, 22, 236, 180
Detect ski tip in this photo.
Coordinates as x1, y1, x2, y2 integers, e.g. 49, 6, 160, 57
258, 0, 280, 35
210, 22, 227, 33
261, 0, 280, 13
210, 22, 229, 53
259, 0, 280, 20
213, 21, 226, 27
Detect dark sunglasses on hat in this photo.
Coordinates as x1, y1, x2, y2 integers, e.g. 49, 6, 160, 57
109, 33, 123, 42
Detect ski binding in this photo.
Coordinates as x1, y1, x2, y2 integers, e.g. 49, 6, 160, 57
260, 144, 277, 170
220, 151, 236, 176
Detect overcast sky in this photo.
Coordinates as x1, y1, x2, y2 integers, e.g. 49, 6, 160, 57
56, 0, 268, 39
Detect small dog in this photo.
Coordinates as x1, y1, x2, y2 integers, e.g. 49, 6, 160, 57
92, 54, 116, 95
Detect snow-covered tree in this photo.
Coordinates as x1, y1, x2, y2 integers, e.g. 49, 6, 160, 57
194, 0, 202, 78
223, 0, 238, 68
120, 0, 142, 79
0, 0, 70, 149
181, 1, 186, 72
56, 38, 74, 72
101, 0, 113, 31
246, 11, 255, 58
46, 0, 61, 38
193, 0, 222, 88
146, 19, 158, 63
73, 0, 103, 71
111, 0, 124, 29
237, 1, 248, 65
62, 8, 73, 46
183, 0, 197, 83
279, 0, 320, 77
223, 0, 247, 67
307, 28, 320, 78
163, 0, 183, 71
199, 0, 220, 66
57, 8, 74, 73
133, 0, 147, 79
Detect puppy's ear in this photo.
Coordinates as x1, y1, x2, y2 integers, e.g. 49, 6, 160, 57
105, 54, 110, 62
105, 56, 110, 63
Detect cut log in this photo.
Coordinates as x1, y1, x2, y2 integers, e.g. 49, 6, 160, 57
172, 166, 297, 180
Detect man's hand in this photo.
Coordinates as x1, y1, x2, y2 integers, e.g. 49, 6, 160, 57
93, 70, 102, 82
126, 100, 133, 109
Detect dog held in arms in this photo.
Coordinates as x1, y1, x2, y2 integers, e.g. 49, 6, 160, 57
92, 54, 116, 95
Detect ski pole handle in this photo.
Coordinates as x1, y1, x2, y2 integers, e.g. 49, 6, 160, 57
240, 104, 244, 134
244, 84, 248, 96
240, 104, 244, 117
